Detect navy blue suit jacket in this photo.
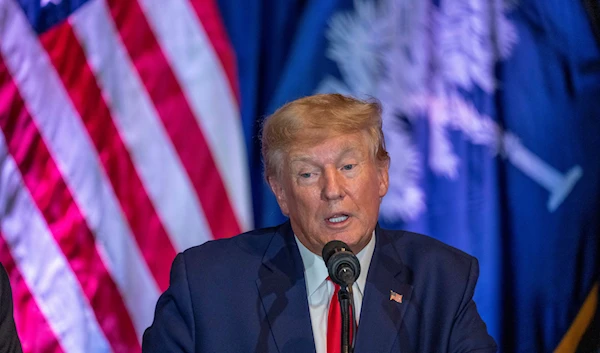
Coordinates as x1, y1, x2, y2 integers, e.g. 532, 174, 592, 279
143, 221, 497, 352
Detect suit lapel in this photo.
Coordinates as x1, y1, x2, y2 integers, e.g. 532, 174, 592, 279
256, 222, 317, 353
354, 226, 414, 353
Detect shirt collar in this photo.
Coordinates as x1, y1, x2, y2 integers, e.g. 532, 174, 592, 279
295, 231, 376, 298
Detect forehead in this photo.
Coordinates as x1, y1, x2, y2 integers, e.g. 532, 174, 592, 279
286, 132, 370, 163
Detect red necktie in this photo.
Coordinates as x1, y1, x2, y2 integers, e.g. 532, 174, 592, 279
327, 279, 341, 353
327, 279, 353, 353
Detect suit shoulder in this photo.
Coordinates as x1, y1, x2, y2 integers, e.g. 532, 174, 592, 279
180, 225, 280, 268
382, 228, 477, 272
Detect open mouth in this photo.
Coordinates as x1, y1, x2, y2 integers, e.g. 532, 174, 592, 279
327, 215, 349, 223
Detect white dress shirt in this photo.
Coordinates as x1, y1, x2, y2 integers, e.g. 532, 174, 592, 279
295, 233, 376, 353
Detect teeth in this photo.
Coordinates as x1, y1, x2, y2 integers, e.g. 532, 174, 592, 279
328, 215, 348, 223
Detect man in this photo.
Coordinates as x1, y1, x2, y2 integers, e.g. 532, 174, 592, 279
0, 263, 23, 353
143, 94, 497, 352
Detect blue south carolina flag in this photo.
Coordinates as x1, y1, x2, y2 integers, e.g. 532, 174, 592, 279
217, 0, 600, 351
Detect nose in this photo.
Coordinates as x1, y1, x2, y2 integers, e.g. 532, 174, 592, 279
322, 168, 345, 200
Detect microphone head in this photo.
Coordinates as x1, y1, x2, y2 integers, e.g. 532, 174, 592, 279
322, 240, 361, 287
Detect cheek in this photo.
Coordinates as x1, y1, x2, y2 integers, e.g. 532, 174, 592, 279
287, 188, 319, 214
357, 181, 384, 211
355, 176, 380, 196
300, 194, 322, 216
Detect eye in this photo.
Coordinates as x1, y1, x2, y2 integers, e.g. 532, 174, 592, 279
299, 172, 312, 178
342, 164, 354, 171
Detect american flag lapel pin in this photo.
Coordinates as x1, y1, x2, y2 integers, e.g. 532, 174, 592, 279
390, 290, 403, 304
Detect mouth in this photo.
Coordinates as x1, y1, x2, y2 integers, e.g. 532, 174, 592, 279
325, 214, 349, 224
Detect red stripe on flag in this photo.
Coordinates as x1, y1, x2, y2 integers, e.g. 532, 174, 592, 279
107, 0, 241, 239
39, 16, 175, 291
189, 0, 240, 104
0, 234, 64, 353
0, 58, 140, 352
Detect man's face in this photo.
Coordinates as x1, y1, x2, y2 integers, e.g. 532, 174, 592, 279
269, 131, 389, 255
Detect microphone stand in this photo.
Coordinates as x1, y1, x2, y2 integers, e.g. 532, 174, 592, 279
338, 285, 354, 353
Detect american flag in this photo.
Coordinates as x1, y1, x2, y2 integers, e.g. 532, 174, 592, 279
0, 0, 252, 352
389, 290, 403, 304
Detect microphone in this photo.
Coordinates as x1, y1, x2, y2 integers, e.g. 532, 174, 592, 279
322, 240, 361, 287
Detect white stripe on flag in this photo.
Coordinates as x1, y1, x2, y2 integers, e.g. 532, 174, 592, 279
0, 0, 158, 338
71, 0, 214, 251
0, 133, 111, 353
138, 0, 253, 231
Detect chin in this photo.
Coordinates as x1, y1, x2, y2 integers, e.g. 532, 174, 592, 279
342, 231, 374, 251
326, 235, 361, 250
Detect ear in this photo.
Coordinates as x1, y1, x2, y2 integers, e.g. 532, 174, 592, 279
377, 159, 390, 198
268, 176, 290, 216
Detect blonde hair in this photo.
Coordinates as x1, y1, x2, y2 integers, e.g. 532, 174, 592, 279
261, 93, 389, 179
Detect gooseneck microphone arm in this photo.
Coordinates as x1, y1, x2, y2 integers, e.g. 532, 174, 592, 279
322, 240, 361, 353
338, 287, 351, 353
347, 285, 357, 350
